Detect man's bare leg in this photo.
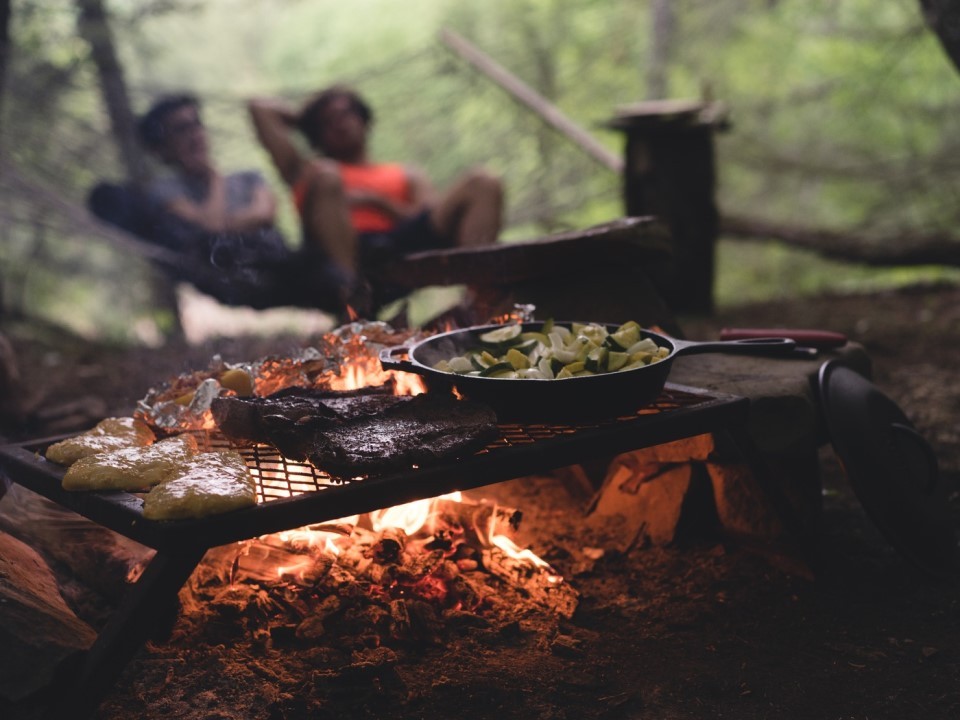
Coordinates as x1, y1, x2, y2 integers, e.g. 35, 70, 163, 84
299, 159, 358, 280
430, 167, 503, 248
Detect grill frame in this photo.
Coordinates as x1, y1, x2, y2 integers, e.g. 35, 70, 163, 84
0, 382, 749, 719
0, 383, 747, 552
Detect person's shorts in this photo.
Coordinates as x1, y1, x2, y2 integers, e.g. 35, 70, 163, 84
357, 210, 451, 267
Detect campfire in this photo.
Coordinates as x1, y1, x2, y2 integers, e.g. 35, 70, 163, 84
180, 490, 576, 653
136, 320, 578, 649
0, 318, 799, 719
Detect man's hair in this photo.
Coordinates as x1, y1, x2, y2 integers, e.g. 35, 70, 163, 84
138, 94, 201, 150
297, 85, 373, 152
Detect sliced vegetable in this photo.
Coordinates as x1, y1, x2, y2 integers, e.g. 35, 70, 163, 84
479, 324, 523, 344
432, 321, 669, 380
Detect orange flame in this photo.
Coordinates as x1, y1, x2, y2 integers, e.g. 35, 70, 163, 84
238, 330, 557, 586
368, 492, 462, 535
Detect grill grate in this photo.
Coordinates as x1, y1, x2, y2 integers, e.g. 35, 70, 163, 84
207, 386, 708, 505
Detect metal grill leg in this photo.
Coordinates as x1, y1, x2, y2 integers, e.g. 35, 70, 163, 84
47, 546, 207, 720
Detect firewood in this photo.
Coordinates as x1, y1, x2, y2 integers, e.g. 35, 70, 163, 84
0, 530, 97, 702
481, 547, 579, 619
0, 484, 153, 602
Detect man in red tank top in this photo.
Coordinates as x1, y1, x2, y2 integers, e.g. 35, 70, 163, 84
249, 86, 503, 310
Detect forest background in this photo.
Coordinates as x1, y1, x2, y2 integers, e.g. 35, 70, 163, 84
3, 0, 960, 343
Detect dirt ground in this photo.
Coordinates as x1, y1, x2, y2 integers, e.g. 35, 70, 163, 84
2, 282, 959, 720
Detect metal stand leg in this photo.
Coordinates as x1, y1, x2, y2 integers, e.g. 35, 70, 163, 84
48, 546, 207, 720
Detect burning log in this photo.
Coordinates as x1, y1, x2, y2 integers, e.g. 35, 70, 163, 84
481, 544, 579, 619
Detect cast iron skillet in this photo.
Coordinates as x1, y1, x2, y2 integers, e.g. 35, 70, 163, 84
380, 322, 798, 422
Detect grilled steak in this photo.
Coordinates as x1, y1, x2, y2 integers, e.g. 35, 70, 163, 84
211, 387, 499, 475
211, 386, 402, 454
304, 393, 499, 477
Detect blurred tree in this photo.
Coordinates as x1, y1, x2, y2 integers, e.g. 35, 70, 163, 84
74, 0, 146, 186
0, 0, 9, 316
919, 0, 960, 74
0, 0, 10, 134
646, 0, 674, 100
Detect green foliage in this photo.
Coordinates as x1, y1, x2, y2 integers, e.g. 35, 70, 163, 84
704, 0, 960, 237
5, 0, 960, 342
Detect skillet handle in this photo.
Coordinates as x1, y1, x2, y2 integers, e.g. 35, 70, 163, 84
671, 337, 799, 357
379, 345, 418, 373
721, 328, 847, 349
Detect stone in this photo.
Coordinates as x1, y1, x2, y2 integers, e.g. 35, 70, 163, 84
669, 343, 871, 455
707, 462, 783, 542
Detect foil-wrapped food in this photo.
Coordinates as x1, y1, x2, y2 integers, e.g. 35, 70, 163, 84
136, 321, 427, 432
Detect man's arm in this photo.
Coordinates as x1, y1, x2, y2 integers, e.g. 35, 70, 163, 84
248, 98, 306, 187
224, 183, 278, 233
164, 171, 229, 232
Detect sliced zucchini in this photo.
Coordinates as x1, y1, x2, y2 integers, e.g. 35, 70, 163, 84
609, 325, 641, 350
436, 320, 667, 383
607, 351, 630, 371
585, 346, 608, 373
479, 361, 517, 377
505, 347, 530, 370
479, 324, 523, 344
447, 356, 474, 374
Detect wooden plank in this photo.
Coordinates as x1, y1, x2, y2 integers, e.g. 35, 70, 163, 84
370, 217, 672, 289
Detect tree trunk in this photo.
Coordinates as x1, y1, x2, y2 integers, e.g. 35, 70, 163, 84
646, 0, 675, 100
520, 13, 561, 231
918, 0, 960, 76
0, 0, 10, 318
721, 212, 960, 267
0, 0, 10, 136
74, 0, 148, 187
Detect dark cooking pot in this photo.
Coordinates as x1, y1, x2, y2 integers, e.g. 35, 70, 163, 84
380, 322, 798, 422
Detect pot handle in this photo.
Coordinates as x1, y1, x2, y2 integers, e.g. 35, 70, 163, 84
379, 345, 418, 373
670, 337, 799, 357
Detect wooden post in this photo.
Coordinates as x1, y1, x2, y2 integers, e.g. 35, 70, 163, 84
606, 100, 729, 315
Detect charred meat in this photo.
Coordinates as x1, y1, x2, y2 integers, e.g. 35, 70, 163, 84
303, 393, 499, 477
211, 388, 499, 476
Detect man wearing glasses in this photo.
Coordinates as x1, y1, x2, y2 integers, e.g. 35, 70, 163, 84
138, 94, 278, 236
